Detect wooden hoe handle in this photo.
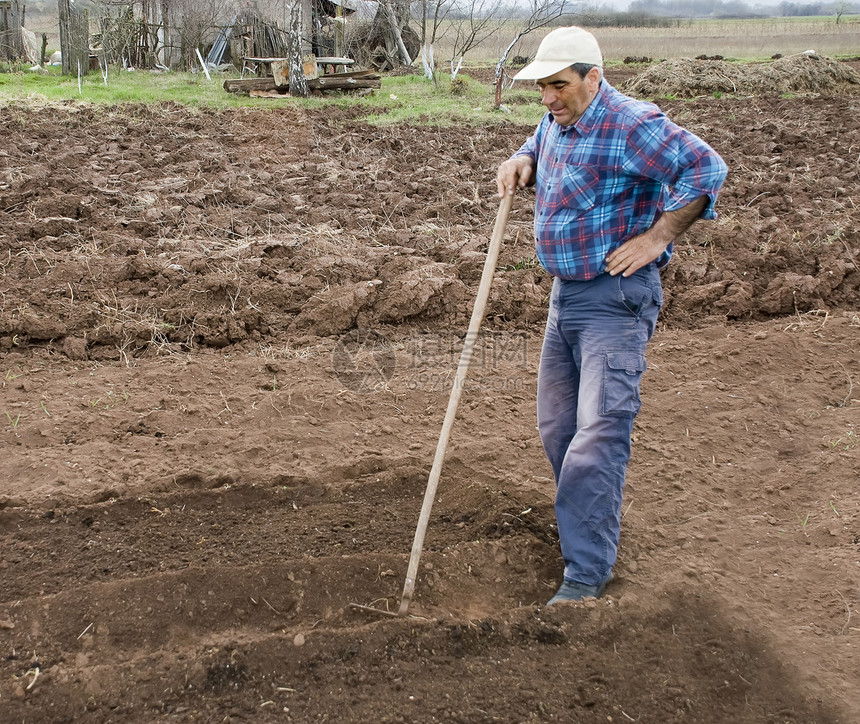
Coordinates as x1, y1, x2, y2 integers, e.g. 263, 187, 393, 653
396, 192, 515, 617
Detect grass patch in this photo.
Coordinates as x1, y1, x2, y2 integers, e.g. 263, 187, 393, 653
0, 65, 258, 106
0, 66, 546, 126
356, 74, 543, 126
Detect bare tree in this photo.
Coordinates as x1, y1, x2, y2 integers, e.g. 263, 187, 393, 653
142, 0, 165, 67
416, 0, 453, 47
92, 2, 147, 69
494, 0, 569, 107
59, 0, 91, 75
447, 0, 505, 78
415, 0, 506, 80
413, 0, 449, 83
833, 0, 851, 23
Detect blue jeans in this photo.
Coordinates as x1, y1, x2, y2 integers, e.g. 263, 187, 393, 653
537, 264, 662, 586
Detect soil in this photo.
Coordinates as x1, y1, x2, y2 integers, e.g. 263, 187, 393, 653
1, 66, 859, 723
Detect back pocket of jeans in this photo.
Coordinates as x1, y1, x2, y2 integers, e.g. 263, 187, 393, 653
601, 352, 647, 417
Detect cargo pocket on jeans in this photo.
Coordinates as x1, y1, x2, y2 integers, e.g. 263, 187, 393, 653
600, 352, 647, 417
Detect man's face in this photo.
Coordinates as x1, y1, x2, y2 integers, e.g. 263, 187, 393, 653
536, 66, 601, 127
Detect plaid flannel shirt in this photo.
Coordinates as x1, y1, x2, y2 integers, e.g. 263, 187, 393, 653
513, 81, 728, 280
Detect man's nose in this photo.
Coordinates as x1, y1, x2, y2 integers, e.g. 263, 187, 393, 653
541, 87, 556, 105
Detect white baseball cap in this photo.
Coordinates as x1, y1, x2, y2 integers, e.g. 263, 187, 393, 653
513, 26, 603, 81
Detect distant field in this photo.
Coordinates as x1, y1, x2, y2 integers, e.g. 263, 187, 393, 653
432, 16, 860, 65
16, 12, 860, 67
594, 17, 860, 62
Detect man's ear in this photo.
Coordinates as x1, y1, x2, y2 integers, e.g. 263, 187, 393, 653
585, 66, 602, 95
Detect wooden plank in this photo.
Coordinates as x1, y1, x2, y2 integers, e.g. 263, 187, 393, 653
250, 89, 290, 98
310, 77, 381, 90
224, 77, 278, 93
302, 55, 320, 81
322, 69, 379, 80
224, 74, 381, 95
316, 56, 355, 74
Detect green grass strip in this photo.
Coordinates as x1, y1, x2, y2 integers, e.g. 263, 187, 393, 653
0, 65, 546, 127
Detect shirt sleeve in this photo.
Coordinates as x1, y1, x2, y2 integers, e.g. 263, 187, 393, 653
512, 133, 536, 160
623, 111, 728, 219
510, 113, 551, 162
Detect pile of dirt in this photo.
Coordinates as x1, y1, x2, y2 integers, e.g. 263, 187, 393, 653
620, 52, 860, 98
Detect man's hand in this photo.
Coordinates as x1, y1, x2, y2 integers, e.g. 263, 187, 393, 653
604, 228, 672, 277
605, 196, 709, 277
497, 156, 534, 198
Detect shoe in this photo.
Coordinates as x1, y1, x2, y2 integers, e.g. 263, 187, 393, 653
547, 575, 612, 605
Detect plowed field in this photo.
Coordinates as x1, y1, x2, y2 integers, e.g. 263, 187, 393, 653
1, 69, 859, 723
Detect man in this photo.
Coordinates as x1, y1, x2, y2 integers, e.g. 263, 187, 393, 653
497, 27, 727, 605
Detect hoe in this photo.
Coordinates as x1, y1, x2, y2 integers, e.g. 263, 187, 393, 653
351, 193, 514, 618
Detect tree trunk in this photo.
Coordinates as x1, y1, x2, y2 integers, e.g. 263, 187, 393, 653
288, 2, 309, 97
59, 0, 89, 76
1, 1, 26, 61
58, 0, 70, 71
160, 0, 170, 67
380, 0, 411, 65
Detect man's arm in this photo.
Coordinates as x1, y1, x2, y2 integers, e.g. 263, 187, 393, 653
607, 110, 727, 277
497, 124, 545, 198
604, 195, 708, 277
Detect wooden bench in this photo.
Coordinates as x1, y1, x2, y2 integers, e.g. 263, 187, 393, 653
315, 56, 355, 74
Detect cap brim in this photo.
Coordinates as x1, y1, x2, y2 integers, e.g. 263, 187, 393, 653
512, 60, 576, 81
